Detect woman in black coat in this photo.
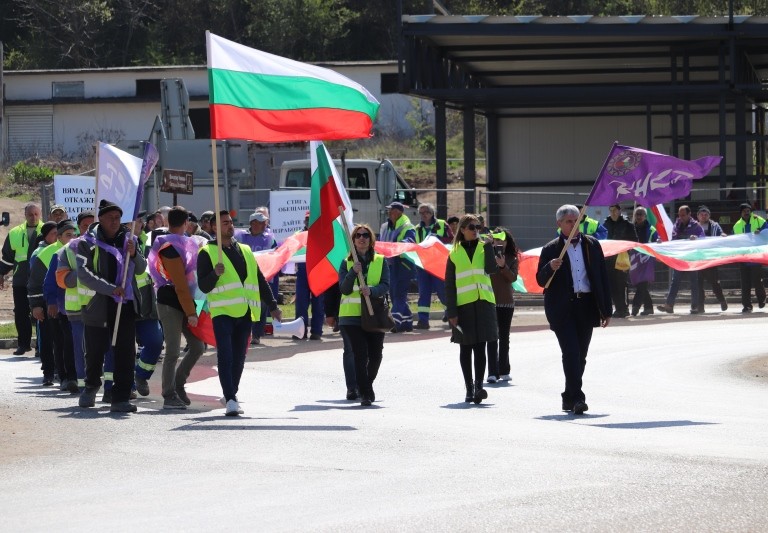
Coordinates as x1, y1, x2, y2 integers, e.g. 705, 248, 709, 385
445, 214, 505, 404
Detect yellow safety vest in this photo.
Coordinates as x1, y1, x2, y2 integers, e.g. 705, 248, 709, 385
7, 221, 43, 269
339, 254, 384, 318
200, 243, 261, 319
733, 214, 766, 234
449, 243, 496, 306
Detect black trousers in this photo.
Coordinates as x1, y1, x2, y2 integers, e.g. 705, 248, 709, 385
340, 325, 384, 398
50, 314, 76, 382
84, 302, 136, 403
552, 296, 595, 403
607, 268, 629, 315
487, 306, 515, 377
697, 267, 726, 307
39, 317, 55, 379
12, 285, 33, 350
739, 264, 766, 309
631, 281, 653, 313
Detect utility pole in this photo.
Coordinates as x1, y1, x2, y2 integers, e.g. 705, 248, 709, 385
1, 41, 5, 166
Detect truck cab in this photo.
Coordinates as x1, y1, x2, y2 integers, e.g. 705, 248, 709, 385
279, 158, 419, 230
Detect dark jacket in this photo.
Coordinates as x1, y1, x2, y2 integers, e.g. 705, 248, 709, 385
76, 223, 147, 328
445, 240, 500, 344
490, 249, 519, 306
536, 235, 612, 329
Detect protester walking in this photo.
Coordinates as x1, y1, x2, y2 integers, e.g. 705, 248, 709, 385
486, 228, 519, 383
445, 214, 503, 404
339, 224, 390, 407
629, 207, 657, 316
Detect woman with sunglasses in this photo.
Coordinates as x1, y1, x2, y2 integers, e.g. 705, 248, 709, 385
445, 214, 506, 403
338, 224, 390, 407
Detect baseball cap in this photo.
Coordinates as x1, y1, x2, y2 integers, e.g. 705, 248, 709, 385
386, 201, 405, 211
249, 212, 268, 223
50, 204, 66, 214
697, 205, 711, 214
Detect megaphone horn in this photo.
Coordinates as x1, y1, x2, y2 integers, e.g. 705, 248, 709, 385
272, 318, 306, 339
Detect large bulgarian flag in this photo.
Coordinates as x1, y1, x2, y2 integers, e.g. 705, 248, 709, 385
206, 31, 380, 141
306, 141, 353, 295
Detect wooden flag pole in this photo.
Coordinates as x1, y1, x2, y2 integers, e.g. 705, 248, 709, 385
338, 206, 374, 315
111, 225, 135, 346
211, 139, 223, 263
543, 206, 588, 290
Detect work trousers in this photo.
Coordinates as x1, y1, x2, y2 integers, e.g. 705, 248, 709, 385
295, 264, 325, 337
416, 269, 446, 322
608, 267, 629, 315
340, 325, 383, 398
213, 312, 252, 402
631, 281, 653, 314
84, 303, 136, 403
134, 318, 164, 379
157, 303, 205, 398
50, 314, 76, 382
697, 267, 726, 308
38, 317, 55, 379
12, 285, 33, 350
486, 306, 515, 378
389, 259, 414, 331
69, 318, 86, 388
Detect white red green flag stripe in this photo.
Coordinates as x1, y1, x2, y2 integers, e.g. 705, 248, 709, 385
648, 204, 674, 242
306, 142, 353, 295
206, 32, 380, 141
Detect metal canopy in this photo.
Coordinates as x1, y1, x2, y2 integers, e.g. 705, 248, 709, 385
398, 11, 768, 214
400, 14, 768, 113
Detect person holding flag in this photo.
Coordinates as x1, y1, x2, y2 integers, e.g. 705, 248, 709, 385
732, 202, 768, 313
656, 205, 704, 314
76, 200, 147, 413
197, 210, 282, 417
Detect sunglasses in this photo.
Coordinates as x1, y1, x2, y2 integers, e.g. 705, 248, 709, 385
464, 223, 481, 231
354, 232, 371, 239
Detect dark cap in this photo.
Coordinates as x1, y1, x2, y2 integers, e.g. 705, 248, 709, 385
188, 213, 198, 223
136, 210, 147, 220
40, 221, 58, 239
200, 210, 214, 221
609, 203, 622, 210
56, 219, 77, 234
386, 201, 405, 211
697, 205, 711, 214
739, 202, 752, 212
76, 211, 95, 225
98, 199, 122, 217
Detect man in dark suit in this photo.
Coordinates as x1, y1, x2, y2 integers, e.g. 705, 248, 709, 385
536, 204, 612, 415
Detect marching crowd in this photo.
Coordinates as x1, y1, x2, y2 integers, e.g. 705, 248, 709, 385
1, 199, 764, 416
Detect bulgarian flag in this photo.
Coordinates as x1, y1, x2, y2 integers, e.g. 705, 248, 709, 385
306, 141, 353, 295
206, 31, 380, 141
648, 204, 674, 242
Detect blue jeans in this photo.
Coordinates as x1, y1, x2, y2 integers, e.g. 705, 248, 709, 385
213, 313, 252, 402
295, 263, 325, 336
416, 269, 446, 322
135, 319, 164, 379
666, 270, 699, 309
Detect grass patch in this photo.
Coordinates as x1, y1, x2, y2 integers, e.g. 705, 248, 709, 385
0, 322, 18, 339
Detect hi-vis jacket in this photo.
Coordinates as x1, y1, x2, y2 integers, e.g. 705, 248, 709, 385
0, 221, 44, 287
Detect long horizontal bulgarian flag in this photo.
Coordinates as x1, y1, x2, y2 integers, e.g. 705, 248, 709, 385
206, 31, 380, 141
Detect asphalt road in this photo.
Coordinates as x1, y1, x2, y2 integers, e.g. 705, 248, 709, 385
1, 308, 767, 532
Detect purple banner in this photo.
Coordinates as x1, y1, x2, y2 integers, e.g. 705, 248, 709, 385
586, 144, 722, 208
629, 250, 655, 285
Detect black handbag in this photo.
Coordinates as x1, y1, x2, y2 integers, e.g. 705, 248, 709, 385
360, 294, 395, 333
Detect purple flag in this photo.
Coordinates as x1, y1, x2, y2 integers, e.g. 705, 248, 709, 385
586, 144, 722, 208
629, 250, 655, 285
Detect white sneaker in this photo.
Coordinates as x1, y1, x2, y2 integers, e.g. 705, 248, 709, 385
499, 374, 512, 381
225, 399, 243, 416
487, 375, 498, 383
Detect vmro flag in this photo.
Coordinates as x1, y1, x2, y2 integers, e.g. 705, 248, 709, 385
206, 31, 380, 142
586, 143, 722, 208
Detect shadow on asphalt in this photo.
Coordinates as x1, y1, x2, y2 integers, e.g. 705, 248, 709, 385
536, 413, 610, 421
169, 415, 357, 431
441, 402, 494, 409
291, 402, 384, 411
535, 414, 718, 429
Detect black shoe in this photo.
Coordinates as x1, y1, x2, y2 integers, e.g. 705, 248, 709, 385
176, 384, 191, 405
562, 399, 574, 412
360, 396, 372, 407
639, 309, 654, 316
720, 301, 728, 311
66, 380, 79, 394
309, 334, 322, 340
473, 383, 488, 404
42, 376, 54, 387
465, 383, 474, 403
414, 321, 430, 330
110, 401, 137, 413
742, 307, 753, 314
79, 388, 97, 408
12, 346, 30, 356
101, 389, 112, 403
657, 305, 673, 314
573, 400, 589, 415
690, 308, 702, 315
631, 308, 639, 317
346, 389, 359, 401
760, 300, 766, 309
612, 310, 629, 318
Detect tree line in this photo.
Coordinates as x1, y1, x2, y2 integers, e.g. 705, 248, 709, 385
2, 0, 768, 70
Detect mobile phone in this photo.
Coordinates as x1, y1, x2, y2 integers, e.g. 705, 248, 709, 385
494, 245, 504, 257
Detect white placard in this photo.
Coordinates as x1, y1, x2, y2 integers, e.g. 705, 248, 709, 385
54, 175, 97, 219
268, 190, 310, 244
